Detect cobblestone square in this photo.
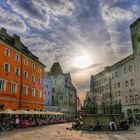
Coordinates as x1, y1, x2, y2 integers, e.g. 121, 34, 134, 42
0, 123, 140, 140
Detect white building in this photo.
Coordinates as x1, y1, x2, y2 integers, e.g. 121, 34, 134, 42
48, 62, 77, 117
89, 18, 140, 118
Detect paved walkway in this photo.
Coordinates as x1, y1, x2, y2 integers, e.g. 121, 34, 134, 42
0, 123, 140, 140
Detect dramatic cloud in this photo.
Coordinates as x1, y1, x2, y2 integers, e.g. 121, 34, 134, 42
0, 0, 140, 101
0, 7, 26, 32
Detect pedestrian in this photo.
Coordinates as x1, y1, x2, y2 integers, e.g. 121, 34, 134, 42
15, 117, 20, 129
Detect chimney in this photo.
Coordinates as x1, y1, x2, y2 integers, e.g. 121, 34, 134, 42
13, 34, 20, 41
0, 27, 7, 33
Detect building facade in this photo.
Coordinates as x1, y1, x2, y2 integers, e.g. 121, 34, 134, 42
44, 72, 53, 107
48, 62, 77, 117
0, 28, 45, 111
86, 18, 140, 118
77, 97, 82, 117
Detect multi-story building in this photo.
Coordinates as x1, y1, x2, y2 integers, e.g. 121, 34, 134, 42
44, 72, 53, 107
48, 62, 77, 117
64, 73, 77, 117
44, 71, 60, 112
77, 97, 82, 117
87, 18, 140, 118
0, 28, 45, 111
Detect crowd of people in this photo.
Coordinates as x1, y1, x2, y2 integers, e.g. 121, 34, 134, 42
0, 115, 71, 132
72, 116, 140, 131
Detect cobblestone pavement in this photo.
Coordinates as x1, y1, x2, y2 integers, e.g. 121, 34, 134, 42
0, 123, 140, 140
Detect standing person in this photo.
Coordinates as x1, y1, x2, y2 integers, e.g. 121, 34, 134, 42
15, 116, 20, 129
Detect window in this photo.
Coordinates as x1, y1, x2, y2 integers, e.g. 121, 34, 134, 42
24, 71, 28, 79
32, 75, 35, 83
129, 65, 133, 72
32, 63, 35, 70
125, 81, 129, 87
15, 54, 20, 61
119, 99, 121, 104
102, 86, 104, 91
115, 92, 117, 97
118, 91, 121, 96
15, 67, 20, 76
129, 95, 134, 103
115, 72, 118, 78
114, 83, 116, 89
124, 67, 127, 73
5, 48, 10, 56
112, 74, 114, 79
135, 95, 138, 103
38, 78, 41, 84
52, 88, 55, 93
118, 82, 120, 88
32, 88, 36, 96
38, 90, 42, 98
23, 86, 28, 95
0, 78, 6, 91
4, 63, 10, 72
11, 82, 17, 93
59, 95, 63, 100
48, 92, 50, 96
130, 79, 134, 86
24, 59, 28, 66
125, 97, 128, 103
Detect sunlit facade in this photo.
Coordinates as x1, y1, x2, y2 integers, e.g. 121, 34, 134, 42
88, 18, 140, 118
0, 28, 45, 111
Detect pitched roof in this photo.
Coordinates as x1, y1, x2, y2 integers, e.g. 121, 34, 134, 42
50, 62, 63, 75
0, 27, 46, 67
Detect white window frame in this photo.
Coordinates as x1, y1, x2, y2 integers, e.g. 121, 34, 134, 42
15, 54, 20, 62
4, 62, 10, 72
24, 59, 28, 66
38, 78, 41, 84
32, 88, 36, 97
5, 48, 10, 57
32, 63, 35, 70
24, 71, 28, 79
0, 78, 6, 91
32, 75, 35, 83
11, 82, 17, 93
23, 85, 28, 95
15, 67, 20, 76
38, 90, 42, 98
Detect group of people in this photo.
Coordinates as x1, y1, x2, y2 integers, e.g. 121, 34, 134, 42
0, 116, 71, 132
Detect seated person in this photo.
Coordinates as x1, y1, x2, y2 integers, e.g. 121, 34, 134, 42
95, 121, 101, 129
109, 120, 117, 130
120, 120, 129, 130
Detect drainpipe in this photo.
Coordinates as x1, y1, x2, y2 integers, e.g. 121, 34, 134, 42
19, 54, 23, 109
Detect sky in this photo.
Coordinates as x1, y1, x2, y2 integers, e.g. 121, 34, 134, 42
0, 0, 140, 103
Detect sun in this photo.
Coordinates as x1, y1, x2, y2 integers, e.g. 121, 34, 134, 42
73, 55, 92, 69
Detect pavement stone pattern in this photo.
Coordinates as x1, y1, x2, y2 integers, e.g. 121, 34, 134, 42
0, 123, 140, 140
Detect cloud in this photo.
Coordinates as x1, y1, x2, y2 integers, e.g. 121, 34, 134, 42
102, 6, 134, 22
0, 7, 26, 32
46, 0, 74, 16
6, 0, 75, 30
